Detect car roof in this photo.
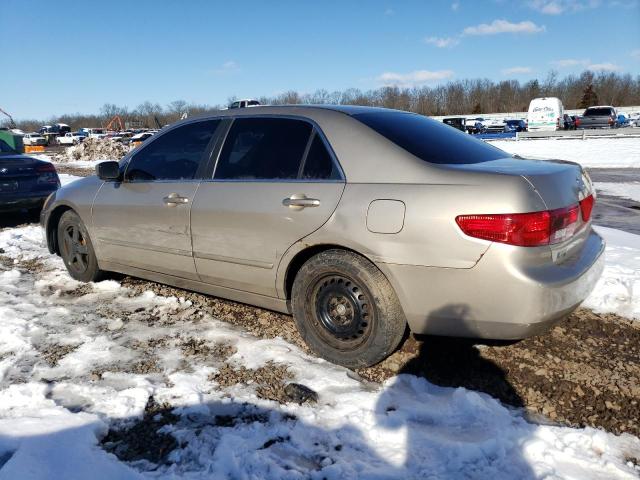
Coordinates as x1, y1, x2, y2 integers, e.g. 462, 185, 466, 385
189, 104, 406, 121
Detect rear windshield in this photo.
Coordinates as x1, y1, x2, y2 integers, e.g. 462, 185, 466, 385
353, 111, 506, 165
584, 107, 614, 116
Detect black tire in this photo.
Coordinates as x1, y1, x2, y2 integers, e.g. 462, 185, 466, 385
291, 249, 407, 368
57, 210, 104, 282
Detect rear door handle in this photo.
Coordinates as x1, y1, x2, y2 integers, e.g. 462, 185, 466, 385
282, 195, 320, 208
163, 193, 189, 206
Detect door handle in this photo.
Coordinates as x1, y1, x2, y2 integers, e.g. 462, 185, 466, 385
282, 194, 320, 209
163, 193, 189, 206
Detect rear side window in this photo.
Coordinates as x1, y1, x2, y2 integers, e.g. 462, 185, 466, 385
302, 134, 341, 180
353, 111, 505, 165
125, 120, 219, 182
584, 107, 614, 116
215, 118, 312, 180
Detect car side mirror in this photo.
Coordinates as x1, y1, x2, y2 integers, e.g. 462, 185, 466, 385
96, 161, 121, 181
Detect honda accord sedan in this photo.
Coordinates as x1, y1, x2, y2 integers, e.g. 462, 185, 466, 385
40, 106, 604, 368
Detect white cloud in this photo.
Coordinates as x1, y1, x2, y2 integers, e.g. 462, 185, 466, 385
529, 0, 600, 14
587, 62, 621, 71
377, 69, 454, 88
424, 36, 460, 48
501, 66, 534, 75
462, 19, 545, 35
451, 1, 460, 11
551, 58, 589, 67
631, 49, 640, 60
384, 8, 394, 15
211, 61, 239, 75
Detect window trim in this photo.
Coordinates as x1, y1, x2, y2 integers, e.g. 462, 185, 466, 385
206, 114, 345, 183
122, 118, 224, 184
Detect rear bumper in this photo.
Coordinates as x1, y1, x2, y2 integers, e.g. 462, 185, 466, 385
379, 229, 605, 339
0, 193, 50, 212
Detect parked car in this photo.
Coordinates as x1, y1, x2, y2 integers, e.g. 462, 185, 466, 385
484, 118, 507, 133
504, 119, 527, 133
41, 106, 604, 368
576, 106, 618, 129
442, 117, 467, 132
130, 132, 154, 147
229, 99, 261, 109
79, 128, 107, 139
1, 140, 60, 214
562, 114, 576, 130
22, 133, 48, 146
617, 113, 630, 127
471, 117, 488, 133
527, 97, 564, 131
629, 113, 640, 127
55, 132, 84, 145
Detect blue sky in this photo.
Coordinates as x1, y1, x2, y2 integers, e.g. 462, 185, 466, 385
2, 0, 639, 119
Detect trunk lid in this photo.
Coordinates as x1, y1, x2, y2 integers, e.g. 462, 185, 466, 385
0, 155, 52, 193
445, 156, 592, 210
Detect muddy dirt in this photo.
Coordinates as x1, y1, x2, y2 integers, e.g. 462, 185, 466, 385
119, 276, 640, 437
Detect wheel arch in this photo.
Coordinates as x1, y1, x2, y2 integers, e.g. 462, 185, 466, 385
282, 243, 380, 302
46, 204, 74, 255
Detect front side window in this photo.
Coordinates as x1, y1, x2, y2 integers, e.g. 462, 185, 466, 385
125, 120, 219, 182
214, 118, 312, 180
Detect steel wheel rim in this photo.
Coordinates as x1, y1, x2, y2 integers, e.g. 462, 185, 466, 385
311, 274, 373, 349
62, 224, 89, 274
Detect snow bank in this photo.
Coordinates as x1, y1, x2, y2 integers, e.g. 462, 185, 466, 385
584, 227, 640, 320
0, 225, 639, 478
489, 137, 640, 168
52, 138, 129, 164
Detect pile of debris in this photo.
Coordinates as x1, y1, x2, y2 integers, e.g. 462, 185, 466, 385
52, 138, 129, 163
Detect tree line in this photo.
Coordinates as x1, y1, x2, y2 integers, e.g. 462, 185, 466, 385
5, 70, 639, 132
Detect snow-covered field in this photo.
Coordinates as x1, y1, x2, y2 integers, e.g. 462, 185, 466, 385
489, 137, 640, 169
0, 224, 639, 479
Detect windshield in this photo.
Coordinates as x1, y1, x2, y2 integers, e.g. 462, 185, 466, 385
585, 107, 614, 116
353, 111, 506, 165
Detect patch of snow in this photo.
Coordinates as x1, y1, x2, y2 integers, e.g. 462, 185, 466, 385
0, 225, 639, 479
584, 226, 640, 320
489, 137, 640, 168
595, 182, 640, 203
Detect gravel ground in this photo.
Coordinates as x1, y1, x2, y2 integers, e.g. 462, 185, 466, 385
119, 276, 640, 438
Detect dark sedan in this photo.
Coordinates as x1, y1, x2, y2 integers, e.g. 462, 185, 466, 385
0, 140, 60, 214
504, 119, 527, 133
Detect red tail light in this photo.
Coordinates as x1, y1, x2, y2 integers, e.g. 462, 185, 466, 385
36, 163, 59, 185
580, 194, 594, 221
575, 117, 581, 127
36, 163, 56, 173
456, 204, 581, 247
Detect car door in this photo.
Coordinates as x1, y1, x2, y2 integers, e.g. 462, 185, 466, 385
91, 119, 221, 280
190, 117, 345, 297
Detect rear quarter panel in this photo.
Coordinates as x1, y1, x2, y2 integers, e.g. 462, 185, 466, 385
276, 173, 546, 297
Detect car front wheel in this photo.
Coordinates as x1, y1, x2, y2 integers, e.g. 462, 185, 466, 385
291, 249, 407, 368
57, 210, 104, 282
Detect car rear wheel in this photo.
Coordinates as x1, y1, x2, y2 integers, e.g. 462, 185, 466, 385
57, 210, 104, 282
291, 249, 407, 368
